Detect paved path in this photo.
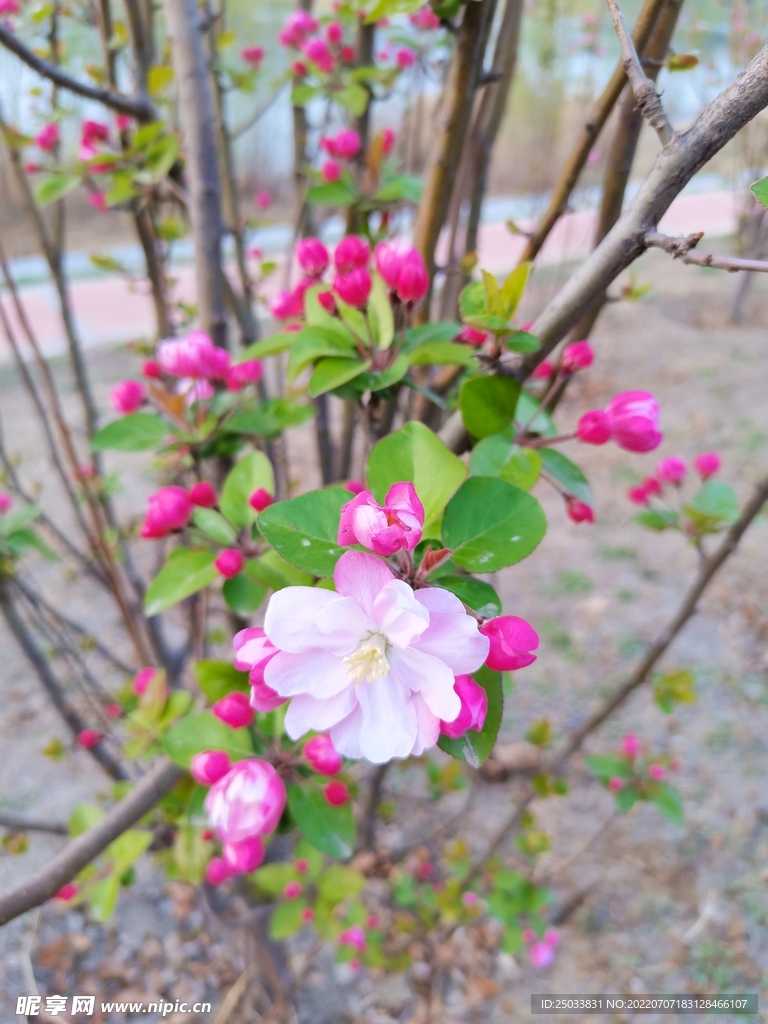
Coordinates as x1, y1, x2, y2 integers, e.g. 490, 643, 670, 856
0, 190, 742, 364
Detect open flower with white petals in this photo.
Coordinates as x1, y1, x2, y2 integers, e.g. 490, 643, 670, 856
261, 551, 489, 763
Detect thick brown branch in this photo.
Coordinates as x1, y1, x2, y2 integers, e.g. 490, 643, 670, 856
645, 230, 768, 273
0, 25, 154, 121
605, 0, 673, 144
0, 758, 184, 925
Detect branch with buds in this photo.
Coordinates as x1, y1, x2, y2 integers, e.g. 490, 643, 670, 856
645, 231, 768, 273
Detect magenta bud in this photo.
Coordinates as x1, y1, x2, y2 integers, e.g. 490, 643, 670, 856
191, 750, 232, 786
480, 615, 539, 672
333, 268, 372, 308
205, 857, 232, 886
576, 409, 611, 445
222, 834, 266, 874
215, 549, 245, 579
188, 481, 217, 508
212, 690, 254, 729
621, 733, 641, 758
656, 456, 687, 484
284, 880, 303, 899
77, 728, 102, 748
561, 340, 594, 373
111, 380, 145, 414
296, 237, 330, 277
694, 452, 720, 479
304, 734, 343, 775
205, 759, 287, 842
439, 675, 487, 738
565, 496, 595, 524
323, 781, 349, 806
133, 667, 156, 695
248, 487, 274, 513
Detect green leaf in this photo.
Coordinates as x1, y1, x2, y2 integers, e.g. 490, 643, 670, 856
438, 665, 502, 767
615, 786, 639, 812
401, 322, 461, 352
257, 488, 349, 577
144, 549, 218, 615
90, 875, 120, 923
751, 176, 768, 211
584, 754, 632, 780
336, 83, 369, 116
306, 180, 357, 206
515, 392, 557, 437
241, 333, 296, 359
191, 507, 238, 545
148, 65, 174, 96
287, 327, 357, 380
91, 412, 167, 452
459, 281, 488, 321
635, 508, 679, 531
222, 573, 266, 616
505, 330, 539, 354
434, 575, 502, 618
499, 263, 531, 319
290, 84, 319, 106
648, 781, 683, 821
481, 270, 503, 316
653, 669, 695, 714
0, 505, 40, 534
145, 133, 179, 181
365, 0, 423, 21
310, 357, 368, 397
287, 782, 356, 858
442, 477, 547, 571
470, 432, 542, 490
69, 803, 104, 837
195, 660, 250, 703
269, 900, 307, 939
220, 451, 275, 530
304, 287, 356, 344
540, 448, 593, 505
353, 354, 409, 393
35, 173, 80, 207
366, 422, 467, 527
253, 863, 298, 895
318, 865, 366, 903
227, 399, 315, 438
459, 376, 520, 439
5, 528, 57, 561
688, 481, 739, 523
245, 549, 313, 591
107, 829, 153, 875
407, 341, 477, 367
163, 711, 254, 767
373, 174, 423, 204
368, 272, 395, 349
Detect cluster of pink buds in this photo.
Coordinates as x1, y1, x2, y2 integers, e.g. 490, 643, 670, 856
606, 734, 678, 792
627, 451, 720, 506
532, 339, 594, 380
409, 6, 441, 30
242, 45, 265, 66
193, 756, 287, 885
279, 11, 354, 76
577, 390, 662, 453
80, 119, 110, 161
154, 330, 262, 394
524, 928, 560, 969
375, 240, 430, 304
319, 128, 361, 182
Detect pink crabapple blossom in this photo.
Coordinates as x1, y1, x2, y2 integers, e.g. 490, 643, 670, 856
297, 237, 330, 277
278, 10, 318, 48
34, 123, 59, 151
242, 46, 265, 64
656, 456, 687, 484
0, 493, 12, 513
188, 481, 217, 508
141, 486, 193, 538
191, 750, 232, 787
334, 268, 372, 308
81, 120, 109, 145
226, 360, 263, 391
142, 359, 162, 378
321, 129, 361, 160
628, 485, 650, 505
204, 758, 287, 843
255, 190, 273, 209
326, 21, 344, 44
284, 881, 303, 899
456, 325, 488, 346
338, 481, 424, 556
396, 48, 416, 68
345, 480, 366, 495
222, 835, 265, 874
694, 452, 721, 479
621, 733, 641, 757
577, 391, 662, 452
258, 550, 489, 762
335, 235, 371, 273
53, 883, 78, 901
410, 7, 441, 29
157, 331, 230, 380
395, 250, 429, 304
303, 37, 335, 73
232, 628, 284, 712
321, 159, 341, 183
77, 729, 102, 748
133, 667, 156, 695
479, 615, 538, 671
561, 340, 594, 373
304, 733, 343, 775
339, 925, 366, 952
205, 858, 231, 886
439, 674, 487, 738
648, 763, 666, 780
212, 690, 253, 728
532, 360, 554, 380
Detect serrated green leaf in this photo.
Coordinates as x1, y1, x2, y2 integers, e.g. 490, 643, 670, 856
306, 181, 357, 206
459, 376, 520, 439
91, 412, 167, 452
144, 549, 218, 615
257, 488, 349, 577
407, 341, 477, 367
35, 173, 80, 207
584, 754, 632, 780
310, 357, 368, 397
751, 176, 768, 211
269, 899, 308, 939
540, 448, 593, 505
288, 781, 355, 858
195, 660, 249, 703
648, 781, 683, 821
470, 431, 541, 490
191, 507, 238, 545
222, 573, 266, 616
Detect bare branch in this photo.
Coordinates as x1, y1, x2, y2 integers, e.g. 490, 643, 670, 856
0, 24, 155, 121
0, 758, 184, 925
0, 812, 67, 836
645, 230, 768, 273
231, 83, 286, 140
605, 0, 673, 144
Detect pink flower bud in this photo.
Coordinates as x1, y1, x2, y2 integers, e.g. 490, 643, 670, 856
317, 289, 336, 313
270, 288, 304, 320
694, 452, 720, 479
297, 237, 330, 277
338, 482, 424, 555
456, 325, 488, 346
374, 239, 408, 288
334, 268, 372, 308
301, 906, 315, 923
304, 734, 343, 775
105, 703, 121, 718
324, 780, 349, 806
242, 45, 265, 64
656, 456, 687, 484
410, 7, 441, 29
77, 728, 102, 748
605, 391, 662, 452
201, 829, 214, 841
205, 857, 232, 886
133, 667, 156, 695
367, 914, 380, 927
335, 235, 371, 273
212, 690, 254, 729
339, 925, 366, 952
292, 59, 308, 76
255, 190, 272, 210
157, 331, 230, 379
340, 45, 355, 63
627, 485, 650, 505
529, 940, 556, 969
112, 378, 146, 413
89, 193, 108, 212
53, 883, 78, 901
81, 119, 109, 145
284, 880, 303, 899
565, 496, 595, 524
322, 129, 361, 160
191, 750, 232, 786
250, 678, 287, 712
279, 10, 318, 47
479, 615, 538, 671
608, 776, 625, 791
188, 481, 217, 508
326, 21, 344, 44
141, 485, 193, 538
0, 493, 11, 513
321, 159, 341, 183
648, 763, 666, 780
249, 487, 274, 513
345, 479, 365, 494
0, 0, 21, 13
576, 409, 611, 445
142, 359, 162, 378
561, 340, 594, 373
396, 47, 416, 68
215, 549, 245, 579
303, 36, 335, 73
222, 834, 266, 874
382, 128, 396, 154
523, 928, 536, 943
232, 628, 282, 711
532, 360, 554, 380
295, 857, 310, 873
395, 250, 429, 304
621, 733, 641, 758
440, 674, 488, 738
544, 929, 560, 948
643, 476, 661, 496
205, 758, 287, 842
35, 123, 59, 151
226, 360, 264, 392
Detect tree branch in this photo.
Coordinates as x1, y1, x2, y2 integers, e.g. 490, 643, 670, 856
605, 0, 673, 144
0, 24, 155, 121
645, 230, 768, 272
0, 757, 184, 925
0, 812, 67, 836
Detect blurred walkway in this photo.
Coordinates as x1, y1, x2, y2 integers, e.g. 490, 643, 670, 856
0, 189, 741, 364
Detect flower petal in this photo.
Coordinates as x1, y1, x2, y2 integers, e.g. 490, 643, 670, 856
389, 647, 460, 722
265, 650, 351, 699
333, 550, 394, 616
410, 693, 440, 756
284, 687, 357, 739
372, 580, 429, 647
330, 704, 364, 759
356, 674, 416, 763
414, 587, 489, 674
314, 595, 371, 647
264, 587, 343, 652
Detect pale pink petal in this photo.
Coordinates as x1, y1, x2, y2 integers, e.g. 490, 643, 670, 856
284, 687, 357, 738
330, 705, 364, 759
314, 596, 372, 646
265, 650, 351, 698
389, 647, 460, 721
371, 581, 429, 647
356, 675, 417, 762
414, 588, 489, 673
385, 481, 424, 522
264, 587, 342, 652
333, 550, 394, 616
409, 693, 441, 756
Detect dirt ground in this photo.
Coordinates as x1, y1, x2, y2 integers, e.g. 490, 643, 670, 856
0, 248, 767, 1022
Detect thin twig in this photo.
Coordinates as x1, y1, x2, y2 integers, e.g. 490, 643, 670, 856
605, 0, 674, 144
645, 230, 768, 272
231, 83, 286, 139
0, 812, 68, 836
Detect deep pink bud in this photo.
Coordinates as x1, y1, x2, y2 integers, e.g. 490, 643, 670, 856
77, 728, 102, 748
270, 288, 304, 320
226, 359, 263, 391
656, 456, 687, 484
456, 325, 488, 346
304, 734, 342, 775
112, 380, 145, 415
374, 240, 409, 288
410, 7, 441, 29
205, 857, 232, 886
222, 834, 266, 874
232, 628, 283, 710
292, 59, 308, 76
317, 289, 336, 313
608, 776, 625, 791
321, 159, 341, 182
81, 119, 109, 145
627, 485, 649, 505
340, 45, 355, 63
643, 476, 661, 496
335, 235, 371, 273
141, 485, 193, 538
301, 906, 315, 922
565, 496, 595, 524
621, 733, 641, 758
142, 359, 162, 379
395, 250, 429, 304
338, 481, 424, 555
205, 758, 287, 842
105, 703, 121, 718
295, 858, 310, 873
212, 690, 253, 728
605, 391, 662, 452
532, 360, 554, 380
439, 674, 488, 738
480, 615, 538, 671
303, 36, 335, 73
381, 128, 396, 154
694, 452, 720, 479
115, 114, 132, 132
339, 924, 366, 951
561, 340, 594, 373
334, 268, 372, 308
157, 331, 230, 379
248, 487, 274, 513
544, 929, 560, 948
0, 0, 21, 13
191, 750, 232, 786
367, 914, 380, 927
35, 123, 59, 151
53, 883, 78, 901
529, 941, 556, 969
0, 493, 11, 513
188, 481, 217, 508
297, 237, 330, 277
284, 880, 303, 899
324, 780, 349, 806
89, 193, 108, 213
345, 479, 365, 494
242, 45, 265, 64
648, 763, 666, 780
133, 667, 156, 695
576, 409, 611, 445
396, 47, 416, 68
255, 189, 272, 209
215, 549, 245, 579
326, 21, 344, 44
322, 129, 361, 160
